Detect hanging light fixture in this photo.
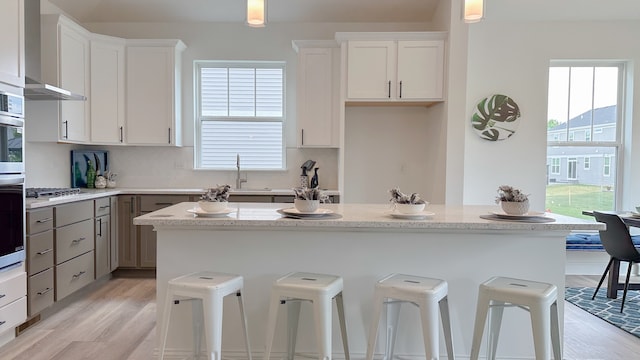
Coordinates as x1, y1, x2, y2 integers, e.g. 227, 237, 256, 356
464, 0, 484, 23
247, 0, 266, 27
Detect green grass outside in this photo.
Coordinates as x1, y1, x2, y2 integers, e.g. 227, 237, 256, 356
545, 184, 614, 220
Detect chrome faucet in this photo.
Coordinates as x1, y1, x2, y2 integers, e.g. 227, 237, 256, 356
236, 154, 247, 189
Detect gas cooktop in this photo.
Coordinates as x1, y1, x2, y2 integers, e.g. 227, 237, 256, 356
26, 187, 82, 198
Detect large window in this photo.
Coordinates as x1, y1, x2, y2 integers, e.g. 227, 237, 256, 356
546, 62, 624, 218
195, 61, 285, 170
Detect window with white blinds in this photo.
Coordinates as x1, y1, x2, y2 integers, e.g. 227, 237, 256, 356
195, 61, 285, 170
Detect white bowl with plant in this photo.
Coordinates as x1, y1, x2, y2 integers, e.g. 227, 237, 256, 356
495, 185, 530, 215
199, 185, 231, 212
389, 187, 428, 214
293, 186, 328, 213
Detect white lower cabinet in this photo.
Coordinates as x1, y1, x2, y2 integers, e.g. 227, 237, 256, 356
0, 271, 27, 336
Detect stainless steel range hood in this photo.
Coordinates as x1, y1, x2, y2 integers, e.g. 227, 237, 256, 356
23, 0, 86, 101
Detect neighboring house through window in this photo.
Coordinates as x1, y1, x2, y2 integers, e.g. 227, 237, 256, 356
194, 61, 285, 170
546, 61, 625, 217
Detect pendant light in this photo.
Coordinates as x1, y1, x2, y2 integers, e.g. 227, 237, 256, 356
247, 0, 266, 27
464, 0, 484, 23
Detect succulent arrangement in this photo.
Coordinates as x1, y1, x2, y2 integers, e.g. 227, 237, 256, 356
389, 187, 426, 205
293, 186, 329, 202
495, 185, 529, 203
200, 184, 231, 202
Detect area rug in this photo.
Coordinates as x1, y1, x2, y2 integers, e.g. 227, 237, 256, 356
565, 287, 640, 338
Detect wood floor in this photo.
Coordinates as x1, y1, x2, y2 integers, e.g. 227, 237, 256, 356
0, 274, 638, 359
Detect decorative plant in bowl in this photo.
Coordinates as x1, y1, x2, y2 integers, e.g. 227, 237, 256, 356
199, 184, 231, 212
495, 185, 530, 215
292, 186, 329, 213
389, 187, 428, 214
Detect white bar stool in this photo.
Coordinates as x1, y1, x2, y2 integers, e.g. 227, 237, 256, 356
365, 273, 455, 360
159, 271, 252, 360
470, 276, 561, 360
263, 272, 350, 360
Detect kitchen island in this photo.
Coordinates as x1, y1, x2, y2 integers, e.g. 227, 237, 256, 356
134, 202, 602, 359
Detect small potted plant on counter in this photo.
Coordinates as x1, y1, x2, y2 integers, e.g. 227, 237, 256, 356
199, 184, 231, 212
292, 186, 329, 213
389, 187, 428, 214
495, 185, 530, 215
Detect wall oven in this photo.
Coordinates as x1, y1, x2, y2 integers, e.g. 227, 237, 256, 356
0, 174, 25, 269
0, 90, 24, 174
0, 90, 25, 270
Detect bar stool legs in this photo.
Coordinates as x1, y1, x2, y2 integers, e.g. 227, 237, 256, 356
470, 276, 562, 360
366, 273, 455, 360
263, 272, 350, 360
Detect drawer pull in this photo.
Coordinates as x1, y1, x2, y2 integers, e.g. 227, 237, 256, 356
0, 321, 5, 326
36, 248, 53, 255
98, 205, 109, 210
72, 271, 86, 279
71, 237, 87, 244
36, 218, 53, 223
37, 288, 53, 296
0, 294, 4, 299
154, 202, 174, 206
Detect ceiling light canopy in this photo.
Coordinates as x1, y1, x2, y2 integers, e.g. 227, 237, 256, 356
464, 0, 484, 23
247, 0, 266, 27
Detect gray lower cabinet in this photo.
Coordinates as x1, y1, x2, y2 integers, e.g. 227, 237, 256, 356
26, 197, 117, 317
118, 195, 189, 269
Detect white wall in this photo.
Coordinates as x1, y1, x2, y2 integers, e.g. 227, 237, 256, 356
464, 20, 640, 211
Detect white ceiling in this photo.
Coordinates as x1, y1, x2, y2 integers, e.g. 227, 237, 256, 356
45, 0, 640, 24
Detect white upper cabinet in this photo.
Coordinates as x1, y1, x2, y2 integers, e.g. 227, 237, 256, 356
0, 0, 25, 88
125, 40, 186, 146
41, 15, 90, 143
90, 34, 125, 144
293, 41, 340, 148
338, 32, 446, 104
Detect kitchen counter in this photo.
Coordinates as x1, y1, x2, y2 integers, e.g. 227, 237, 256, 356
25, 188, 340, 209
137, 202, 601, 359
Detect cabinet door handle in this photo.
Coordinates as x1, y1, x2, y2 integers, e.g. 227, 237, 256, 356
97, 218, 103, 237
37, 288, 53, 296
36, 248, 53, 255
71, 237, 86, 244
119, 126, 124, 143
130, 197, 135, 214
36, 217, 54, 223
399, 80, 403, 98
0, 321, 5, 326
72, 271, 86, 279
301, 129, 304, 146
0, 294, 5, 299
168, 128, 171, 144
63, 120, 68, 139
388, 81, 391, 98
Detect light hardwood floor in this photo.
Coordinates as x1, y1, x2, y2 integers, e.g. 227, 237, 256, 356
0, 274, 637, 359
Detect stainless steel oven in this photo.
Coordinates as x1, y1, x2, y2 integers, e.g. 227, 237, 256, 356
0, 90, 24, 174
0, 174, 25, 269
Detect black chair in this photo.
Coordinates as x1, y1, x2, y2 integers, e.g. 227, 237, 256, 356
592, 211, 640, 312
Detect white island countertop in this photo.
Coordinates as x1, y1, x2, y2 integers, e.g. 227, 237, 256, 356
133, 202, 602, 232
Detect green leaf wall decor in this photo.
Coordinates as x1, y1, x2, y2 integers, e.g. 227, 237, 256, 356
471, 94, 521, 141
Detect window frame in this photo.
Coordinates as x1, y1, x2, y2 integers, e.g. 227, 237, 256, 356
194, 60, 287, 170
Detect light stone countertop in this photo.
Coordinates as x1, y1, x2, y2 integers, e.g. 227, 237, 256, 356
25, 188, 340, 209
133, 202, 603, 232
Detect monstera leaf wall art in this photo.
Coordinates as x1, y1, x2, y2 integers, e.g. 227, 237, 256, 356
471, 94, 521, 141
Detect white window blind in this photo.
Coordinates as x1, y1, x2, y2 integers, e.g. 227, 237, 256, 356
196, 61, 285, 170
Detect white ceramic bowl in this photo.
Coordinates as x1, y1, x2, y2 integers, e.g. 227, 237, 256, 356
294, 199, 320, 213
395, 203, 427, 214
198, 200, 228, 213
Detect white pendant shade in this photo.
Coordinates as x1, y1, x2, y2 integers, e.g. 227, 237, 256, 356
464, 0, 484, 23
247, 0, 266, 27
